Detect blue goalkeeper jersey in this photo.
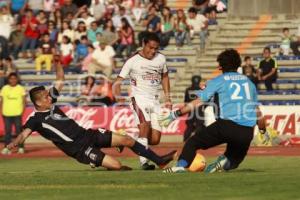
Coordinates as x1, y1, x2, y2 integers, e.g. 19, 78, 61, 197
196, 72, 258, 127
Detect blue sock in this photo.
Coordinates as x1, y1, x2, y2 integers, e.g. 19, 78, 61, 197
130, 142, 164, 165
176, 159, 188, 168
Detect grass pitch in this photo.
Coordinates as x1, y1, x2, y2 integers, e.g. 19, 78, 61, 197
0, 157, 300, 200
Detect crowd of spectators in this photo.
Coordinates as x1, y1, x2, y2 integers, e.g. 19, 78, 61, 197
0, 0, 227, 81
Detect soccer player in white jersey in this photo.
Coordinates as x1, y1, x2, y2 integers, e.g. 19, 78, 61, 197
114, 32, 172, 170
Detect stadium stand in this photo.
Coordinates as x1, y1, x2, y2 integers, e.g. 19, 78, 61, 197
1, 0, 299, 106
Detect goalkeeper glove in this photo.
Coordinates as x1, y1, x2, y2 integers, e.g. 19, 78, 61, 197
158, 110, 181, 127
259, 128, 271, 145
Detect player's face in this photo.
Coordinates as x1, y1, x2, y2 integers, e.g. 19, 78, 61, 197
143, 40, 159, 59
36, 90, 53, 110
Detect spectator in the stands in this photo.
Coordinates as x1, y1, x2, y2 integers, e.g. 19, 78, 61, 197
0, 72, 26, 155
186, 7, 208, 51
10, 0, 27, 16
242, 56, 258, 87
116, 17, 135, 58
89, 36, 116, 77
148, 0, 166, 13
0, 5, 14, 39
138, 6, 161, 46
36, 10, 49, 35
112, 6, 134, 29
59, 35, 74, 67
159, 6, 174, 48
35, 33, 55, 74
58, 20, 75, 43
0, 35, 9, 59
28, 0, 43, 14
102, 19, 119, 47
0, 57, 18, 88
9, 23, 24, 60
75, 6, 95, 28
74, 35, 88, 64
53, 9, 63, 30
183, 75, 206, 141
291, 34, 300, 56
87, 21, 103, 44
257, 47, 278, 91
61, 0, 78, 18
21, 9, 39, 60
43, 0, 55, 17
193, 0, 209, 14
81, 75, 97, 97
3, 57, 18, 76
48, 20, 59, 43
89, 0, 106, 21
204, 0, 218, 25
279, 28, 292, 56
174, 9, 188, 48
81, 44, 94, 72
132, 0, 145, 23
74, 21, 87, 41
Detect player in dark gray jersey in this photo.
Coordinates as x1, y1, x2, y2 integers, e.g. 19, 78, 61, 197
7, 55, 176, 170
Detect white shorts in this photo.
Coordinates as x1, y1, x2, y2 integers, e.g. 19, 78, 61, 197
130, 95, 162, 132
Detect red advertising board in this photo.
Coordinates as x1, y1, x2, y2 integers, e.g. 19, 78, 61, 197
0, 105, 299, 137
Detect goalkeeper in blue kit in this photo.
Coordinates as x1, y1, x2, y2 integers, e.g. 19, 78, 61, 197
159, 49, 268, 173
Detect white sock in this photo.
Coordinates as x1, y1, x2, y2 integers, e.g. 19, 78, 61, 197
137, 137, 148, 166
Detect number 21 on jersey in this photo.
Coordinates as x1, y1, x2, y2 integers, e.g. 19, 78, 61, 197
230, 82, 251, 100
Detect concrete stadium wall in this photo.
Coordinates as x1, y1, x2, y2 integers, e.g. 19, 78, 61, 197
228, 0, 300, 17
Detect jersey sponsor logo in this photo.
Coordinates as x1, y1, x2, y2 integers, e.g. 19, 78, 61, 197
42, 123, 74, 142
142, 74, 161, 81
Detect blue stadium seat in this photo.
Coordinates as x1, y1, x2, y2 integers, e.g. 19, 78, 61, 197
166, 58, 187, 62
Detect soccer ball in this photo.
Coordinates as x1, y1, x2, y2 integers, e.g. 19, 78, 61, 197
188, 153, 206, 172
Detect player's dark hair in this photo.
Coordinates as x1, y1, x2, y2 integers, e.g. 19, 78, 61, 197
244, 56, 251, 61
217, 49, 241, 72
143, 32, 160, 44
29, 86, 46, 106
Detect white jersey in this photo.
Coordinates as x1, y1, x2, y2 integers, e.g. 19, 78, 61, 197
119, 52, 168, 98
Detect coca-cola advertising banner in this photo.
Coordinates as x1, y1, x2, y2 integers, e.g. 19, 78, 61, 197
0, 105, 299, 136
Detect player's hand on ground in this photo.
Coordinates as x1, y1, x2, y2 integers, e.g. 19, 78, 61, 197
7, 142, 16, 151
158, 110, 176, 127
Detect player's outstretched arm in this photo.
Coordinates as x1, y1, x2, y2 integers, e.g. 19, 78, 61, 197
7, 128, 32, 150
53, 54, 65, 93
256, 106, 266, 131
158, 98, 203, 127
